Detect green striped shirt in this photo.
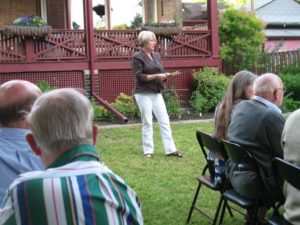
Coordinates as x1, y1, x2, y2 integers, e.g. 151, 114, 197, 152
0, 144, 143, 225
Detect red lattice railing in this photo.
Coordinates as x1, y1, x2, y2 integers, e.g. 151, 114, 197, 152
0, 28, 212, 63
0, 33, 25, 62
94, 29, 211, 60
34, 30, 87, 61
94, 30, 140, 60
0, 30, 87, 62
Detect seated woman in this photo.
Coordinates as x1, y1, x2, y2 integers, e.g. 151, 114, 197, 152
209, 70, 257, 188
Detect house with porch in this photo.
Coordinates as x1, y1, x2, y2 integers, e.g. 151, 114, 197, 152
246, 0, 300, 52
0, 0, 221, 122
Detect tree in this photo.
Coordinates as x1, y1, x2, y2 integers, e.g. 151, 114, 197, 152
219, 8, 265, 74
130, 13, 143, 29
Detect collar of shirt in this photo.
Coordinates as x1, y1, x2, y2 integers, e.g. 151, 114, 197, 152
0, 127, 30, 139
47, 144, 100, 169
253, 96, 282, 114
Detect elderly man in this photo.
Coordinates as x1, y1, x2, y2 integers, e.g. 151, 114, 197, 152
226, 73, 285, 222
0, 80, 43, 203
0, 88, 143, 225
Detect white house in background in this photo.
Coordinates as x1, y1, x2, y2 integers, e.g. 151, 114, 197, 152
248, 0, 300, 52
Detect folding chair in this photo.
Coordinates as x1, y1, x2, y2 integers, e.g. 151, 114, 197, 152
186, 130, 230, 224
267, 157, 300, 225
219, 140, 262, 225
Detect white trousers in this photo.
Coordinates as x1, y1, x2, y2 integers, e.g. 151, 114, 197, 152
135, 93, 177, 155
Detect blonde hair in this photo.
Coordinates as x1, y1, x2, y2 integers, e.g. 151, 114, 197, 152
138, 30, 157, 47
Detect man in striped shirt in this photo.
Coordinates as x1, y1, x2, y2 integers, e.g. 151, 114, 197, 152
0, 88, 143, 225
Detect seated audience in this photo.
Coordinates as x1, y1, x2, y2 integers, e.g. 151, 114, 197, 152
281, 109, 300, 225
211, 70, 257, 188
0, 80, 43, 203
226, 73, 285, 222
0, 88, 143, 225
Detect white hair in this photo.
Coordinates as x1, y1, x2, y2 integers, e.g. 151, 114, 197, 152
138, 30, 157, 47
28, 88, 94, 153
254, 73, 282, 95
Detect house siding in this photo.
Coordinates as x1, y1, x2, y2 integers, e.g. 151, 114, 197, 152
46, 0, 67, 29
157, 0, 182, 23
0, 0, 38, 29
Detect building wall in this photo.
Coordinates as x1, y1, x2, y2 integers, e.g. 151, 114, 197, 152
143, 0, 182, 25
157, 0, 182, 24
0, 0, 38, 29
47, 0, 67, 29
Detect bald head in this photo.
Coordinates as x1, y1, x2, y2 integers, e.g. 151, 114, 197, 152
254, 73, 284, 106
0, 80, 41, 127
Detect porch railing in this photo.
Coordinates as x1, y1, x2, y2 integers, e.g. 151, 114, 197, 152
0, 28, 212, 63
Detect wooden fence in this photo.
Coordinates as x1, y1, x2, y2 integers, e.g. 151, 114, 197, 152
223, 50, 300, 75
253, 50, 300, 74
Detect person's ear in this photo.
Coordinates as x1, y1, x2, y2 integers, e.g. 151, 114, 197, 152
26, 133, 42, 156
92, 125, 99, 146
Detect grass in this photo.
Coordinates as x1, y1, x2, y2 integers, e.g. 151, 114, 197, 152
96, 121, 245, 225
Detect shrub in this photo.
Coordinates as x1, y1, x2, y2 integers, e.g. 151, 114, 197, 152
281, 95, 300, 113
163, 89, 181, 119
279, 74, 300, 100
190, 67, 231, 113
280, 63, 300, 75
37, 80, 55, 92
109, 93, 140, 120
90, 98, 109, 121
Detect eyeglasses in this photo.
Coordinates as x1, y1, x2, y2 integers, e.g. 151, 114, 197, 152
276, 86, 286, 93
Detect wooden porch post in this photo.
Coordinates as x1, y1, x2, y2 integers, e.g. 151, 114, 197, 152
104, 0, 111, 29
83, 0, 96, 94
207, 0, 220, 60
66, 0, 71, 29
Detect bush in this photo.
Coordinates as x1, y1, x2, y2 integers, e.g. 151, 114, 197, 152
90, 98, 109, 121
280, 63, 300, 75
163, 89, 181, 119
281, 95, 300, 113
279, 74, 300, 100
190, 67, 231, 113
110, 93, 140, 120
37, 80, 55, 92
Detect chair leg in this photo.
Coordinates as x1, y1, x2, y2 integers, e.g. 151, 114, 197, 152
226, 202, 234, 217
218, 198, 227, 225
212, 195, 224, 225
186, 182, 202, 224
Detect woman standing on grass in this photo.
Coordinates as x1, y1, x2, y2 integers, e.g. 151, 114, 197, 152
211, 70, 257, 188
131, 30, 182, 159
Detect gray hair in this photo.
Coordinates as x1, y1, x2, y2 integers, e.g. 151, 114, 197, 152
28, 88, 94, 153
138, 30, 157, 47
254, 73, 282, 95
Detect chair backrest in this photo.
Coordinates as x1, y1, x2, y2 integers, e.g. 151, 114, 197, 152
272, 157, 300, 190
196, 130, 227, 176
196, 130, 227, 160
221, 139, 256, 168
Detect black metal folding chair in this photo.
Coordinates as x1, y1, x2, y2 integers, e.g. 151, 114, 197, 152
218, 140, 262, 225
186, 130, 231, 224
267, 157, 300, 225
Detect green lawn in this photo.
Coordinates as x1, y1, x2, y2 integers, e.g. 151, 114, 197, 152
97, 121, 245, 225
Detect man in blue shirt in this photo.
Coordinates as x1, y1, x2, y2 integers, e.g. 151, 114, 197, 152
0, 80, 43, 203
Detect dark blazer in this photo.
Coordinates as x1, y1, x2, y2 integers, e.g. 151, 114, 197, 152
227, 99, 285, 203
131, 50, 165, 94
